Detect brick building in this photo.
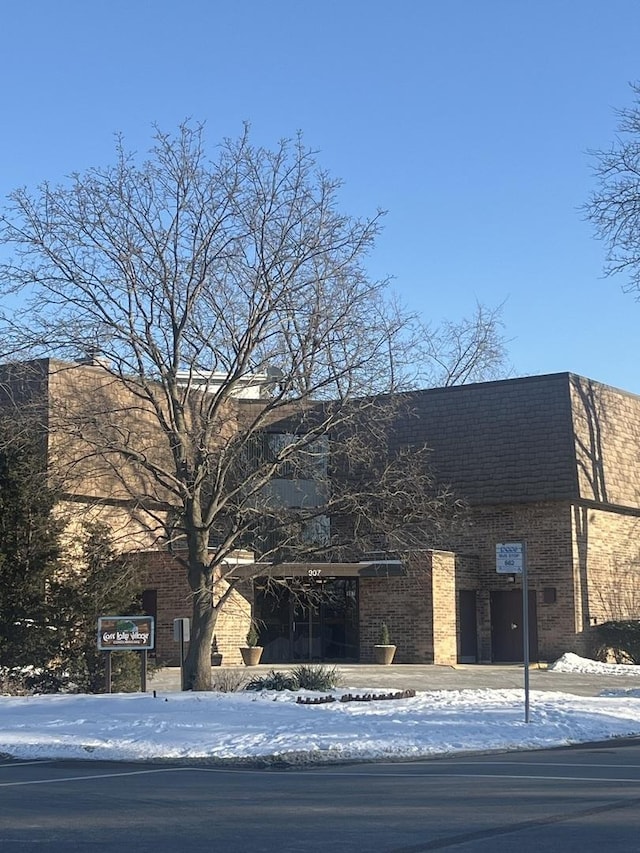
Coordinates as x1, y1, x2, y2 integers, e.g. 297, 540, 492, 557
2, 361, 639, 667
388, 371, 640, 664
133, 372, 640, 667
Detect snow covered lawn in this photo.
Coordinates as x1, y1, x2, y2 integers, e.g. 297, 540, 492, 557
1, 654, 640, 764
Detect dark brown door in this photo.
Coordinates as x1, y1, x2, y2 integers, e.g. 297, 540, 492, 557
458, 590, 478, 663
490, 589, 538, 662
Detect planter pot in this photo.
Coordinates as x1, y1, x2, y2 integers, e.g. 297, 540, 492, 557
211, 653, 223, 667
240, 646, 263, 666
373, 644, 396, 665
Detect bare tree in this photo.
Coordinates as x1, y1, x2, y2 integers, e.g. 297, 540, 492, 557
584, 82, 640, 294
413, 301, 512, 387
0, 124, 465, 690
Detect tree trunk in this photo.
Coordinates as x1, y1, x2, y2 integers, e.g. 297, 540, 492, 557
182, 554, 217, 691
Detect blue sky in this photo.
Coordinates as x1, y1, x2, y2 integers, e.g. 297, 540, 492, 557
2, 1, 640, 391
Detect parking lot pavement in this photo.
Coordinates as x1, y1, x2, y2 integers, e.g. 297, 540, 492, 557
148, 662, 640, 697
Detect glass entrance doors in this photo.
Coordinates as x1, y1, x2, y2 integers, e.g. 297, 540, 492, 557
255, 577, 359, 664
291, 593, 321, 660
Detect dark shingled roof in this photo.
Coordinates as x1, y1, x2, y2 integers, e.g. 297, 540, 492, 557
394, 372, 578, 505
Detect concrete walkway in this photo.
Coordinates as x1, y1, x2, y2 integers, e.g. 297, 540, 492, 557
148, 662, 640, 697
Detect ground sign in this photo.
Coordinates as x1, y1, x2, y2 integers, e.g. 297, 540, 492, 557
97, 616, 155, 694
97, 616, 155, 651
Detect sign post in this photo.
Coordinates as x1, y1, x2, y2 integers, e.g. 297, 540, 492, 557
104, 649, 112, 694
173, 618, 190, 691
97, 616, 155, 693
496, 542, 530, 723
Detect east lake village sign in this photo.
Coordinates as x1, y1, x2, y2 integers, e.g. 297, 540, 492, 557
97, 616, 155, 650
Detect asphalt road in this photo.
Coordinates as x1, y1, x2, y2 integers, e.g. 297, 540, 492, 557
3, 741, 640, 852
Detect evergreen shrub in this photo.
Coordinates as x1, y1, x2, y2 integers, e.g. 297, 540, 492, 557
592, 620, 640, 665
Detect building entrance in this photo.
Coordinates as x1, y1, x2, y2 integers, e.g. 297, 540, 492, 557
490, 589, 538, 662
458, 589, 478, 663
255, 577, 359, 663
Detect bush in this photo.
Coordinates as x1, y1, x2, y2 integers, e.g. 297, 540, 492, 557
0, 514, 152, 694
246, 623, 260, 647
1, 663, 86, 694
0, 667, 32, 695
244, 664, 342, 692
245, 669, 297, 691
291, 664, 342, 690
212, 669, 248, 693
378, 622, 391, 645
48, 522, 155, 693
21, 651, 149, 694
592, 620, 640, 664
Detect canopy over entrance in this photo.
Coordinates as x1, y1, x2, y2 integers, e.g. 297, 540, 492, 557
227, 560, 406, 579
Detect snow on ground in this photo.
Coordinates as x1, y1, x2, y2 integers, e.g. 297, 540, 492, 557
1, 654, 640, 765
548, 651, 640, 677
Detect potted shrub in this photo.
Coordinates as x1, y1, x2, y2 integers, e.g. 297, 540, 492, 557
211, 635, 223, 667
240, 622, 263, 666
373, 621, 396, 665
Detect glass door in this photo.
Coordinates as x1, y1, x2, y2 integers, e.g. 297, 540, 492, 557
320, 578, 358, 661
255, 576, 359, 663
290, 587, 322, 661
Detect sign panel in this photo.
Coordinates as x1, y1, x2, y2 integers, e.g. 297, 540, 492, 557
496, 542, 524, 574
173, 617, 190, 642
98, 616, 155, 650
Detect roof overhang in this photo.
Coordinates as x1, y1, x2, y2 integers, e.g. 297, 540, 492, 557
225, 560, 406, 579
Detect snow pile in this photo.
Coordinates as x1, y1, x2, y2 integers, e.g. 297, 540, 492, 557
549, 652, 640, 677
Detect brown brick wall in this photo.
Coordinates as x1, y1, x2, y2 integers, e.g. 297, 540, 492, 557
573, 506, 640, 637
136, 503, 640, 668
431, 551, 457, 664
135, 551, 252, 665
358, 551, 457, 664
452, 502, 577, 662
570, 375, 640, 509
